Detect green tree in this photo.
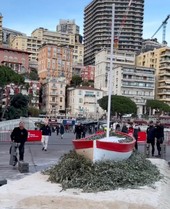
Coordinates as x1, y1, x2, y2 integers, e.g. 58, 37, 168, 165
146, 99, 170, 114
70, 75, 82, 87
28, 106, 40, 117
0, 66, 25, 120
29, 68, 39, 81
0, 66, 25, 100
98, 95, 137, 118
5, 94, 29, 119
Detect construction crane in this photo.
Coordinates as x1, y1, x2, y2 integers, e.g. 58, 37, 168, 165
114, 0, 133, 48
151, 15, 170, 45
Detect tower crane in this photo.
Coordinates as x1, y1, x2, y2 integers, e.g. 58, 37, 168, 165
114, 0, 133, 48
151, 15, 170, 45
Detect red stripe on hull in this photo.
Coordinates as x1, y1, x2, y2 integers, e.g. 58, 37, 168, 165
73, 139, 93, 149
96, 140, 135, 152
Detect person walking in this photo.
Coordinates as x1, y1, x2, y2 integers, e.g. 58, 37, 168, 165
74, 123, 83, 139
146, 121, 156, 157
56, 125, 59, 136
40, 121, 51, 151
155, 121, 164, 157
10, 121, 28, 163
60, 124, 65, 139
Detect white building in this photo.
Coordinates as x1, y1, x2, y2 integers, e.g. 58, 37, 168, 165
94, 49, 155, 115
67, 86, 104, 119
41, 77, 66, 116
95, 48, 136, 93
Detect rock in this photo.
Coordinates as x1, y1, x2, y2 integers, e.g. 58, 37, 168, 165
0, 179, 7, 186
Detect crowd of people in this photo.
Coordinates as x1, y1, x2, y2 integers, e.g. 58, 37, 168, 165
9, 119, 165, 166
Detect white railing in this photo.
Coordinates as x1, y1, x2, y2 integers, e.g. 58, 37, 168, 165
0, 117, 43, 131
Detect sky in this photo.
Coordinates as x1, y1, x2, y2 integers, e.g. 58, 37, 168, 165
1, 0, 170, 45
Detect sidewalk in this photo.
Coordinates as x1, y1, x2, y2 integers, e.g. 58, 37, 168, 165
0, 132, 74, 181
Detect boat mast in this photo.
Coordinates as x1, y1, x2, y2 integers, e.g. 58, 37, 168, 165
106, 4, 115, 138
106, 0, 133, 138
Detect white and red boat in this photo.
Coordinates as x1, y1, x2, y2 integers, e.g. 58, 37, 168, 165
73, 132, 136, 162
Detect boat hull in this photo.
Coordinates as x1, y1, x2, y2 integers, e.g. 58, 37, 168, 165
73, 133, 135, 162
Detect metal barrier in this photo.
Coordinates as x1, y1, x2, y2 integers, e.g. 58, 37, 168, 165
0, 131, 11, 142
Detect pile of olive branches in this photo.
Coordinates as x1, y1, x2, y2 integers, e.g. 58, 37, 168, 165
43, 150, 162, 193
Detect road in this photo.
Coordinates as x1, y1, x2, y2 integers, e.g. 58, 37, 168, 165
0, 132, 170, 182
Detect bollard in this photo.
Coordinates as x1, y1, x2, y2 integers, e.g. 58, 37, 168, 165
160, 144, 166, 160
18, 161, 29, 173
144, 143, 150, 158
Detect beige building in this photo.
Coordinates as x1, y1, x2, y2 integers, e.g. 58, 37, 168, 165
0, 14, 3, 45
41, 77, 66, 116
67, 86, 104, 119
136, 47, 170, 104
10, 35, 42, 68
56, 19, 79, 34
38, 43, 73, 84
10, 27, 84, 68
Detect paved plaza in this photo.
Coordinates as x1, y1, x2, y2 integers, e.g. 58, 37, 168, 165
0, 132, 170, 182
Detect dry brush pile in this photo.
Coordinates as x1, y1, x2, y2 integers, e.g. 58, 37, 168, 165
43, 150, 162, 193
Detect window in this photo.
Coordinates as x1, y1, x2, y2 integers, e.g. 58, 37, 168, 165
79, 90, 82, 95
79, 98, 83, 103
60, 97, 62, 102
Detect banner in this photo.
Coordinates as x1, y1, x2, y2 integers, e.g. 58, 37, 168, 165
27, 130, 42, 142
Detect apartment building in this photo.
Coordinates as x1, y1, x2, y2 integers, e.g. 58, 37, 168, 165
2, 27, 26, 46
67, 86, 104, 119
10, 35, 42, 68
95, 48, 136, 92
136, 46, 170, 104
56, 19, 80, 34
81, 65, 95, 81
10, 26, 84, 68
95, 49, 155, 115
38, 43, 73, 84
0, 46, 30, 73
113, 65, 155, 115
0, 14, 2, 45
84, 0, 144, 65
41, 77, 66, 117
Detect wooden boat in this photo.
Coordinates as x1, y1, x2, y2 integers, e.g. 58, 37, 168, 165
72, 132, 136, 162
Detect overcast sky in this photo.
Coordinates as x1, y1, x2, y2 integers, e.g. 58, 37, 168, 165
1, 0, 170, 44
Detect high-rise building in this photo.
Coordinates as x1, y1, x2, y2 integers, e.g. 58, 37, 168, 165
56, 19, 79, 34
136, 46, 170, 104
0, 13, 3, 45
84, 0, 144, 65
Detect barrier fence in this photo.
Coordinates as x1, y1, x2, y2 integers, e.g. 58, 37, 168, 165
0, 130, 42, 142
0, 130, 170, 145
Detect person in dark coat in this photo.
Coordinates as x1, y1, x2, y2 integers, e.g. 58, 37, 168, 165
56, 125, 59, 135
82, 125, 87, 138
121, 121, 128, 133
155, 121, 164, 156
10, 121, 28, 162
40, 121, 51, 151
74, 123, 83, 139
146, 121, 156, 156
59, 124, 65, 139
133, 123, 141, 150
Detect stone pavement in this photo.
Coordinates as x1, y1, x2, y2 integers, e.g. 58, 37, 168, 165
0, 132, 170, 182
0, 132, 74, 181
